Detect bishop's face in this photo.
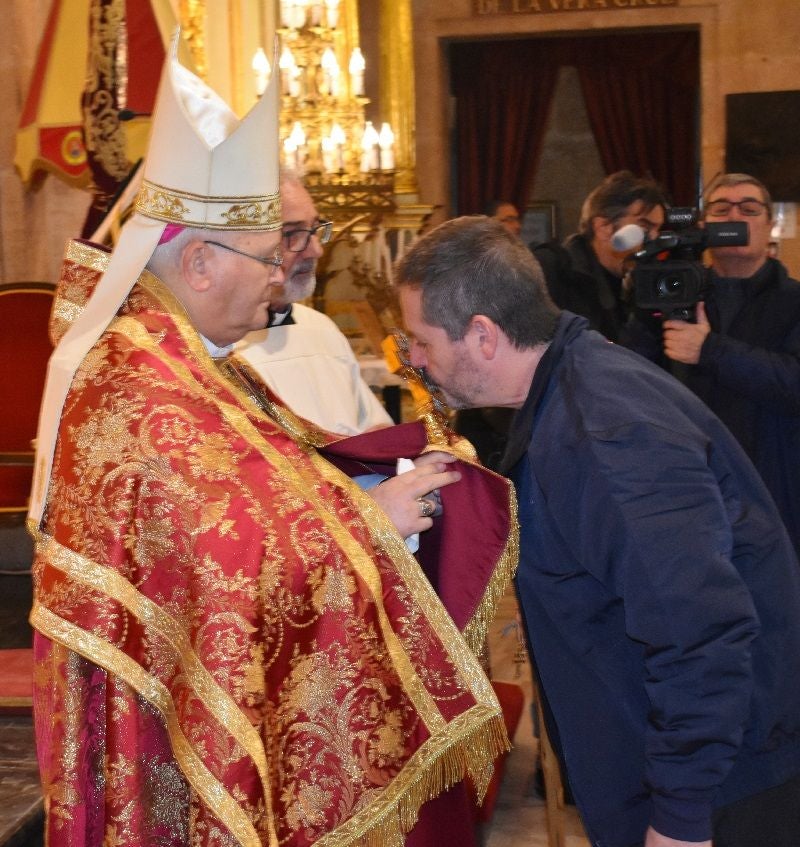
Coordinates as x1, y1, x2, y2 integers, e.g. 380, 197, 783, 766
203, 231, 285, 346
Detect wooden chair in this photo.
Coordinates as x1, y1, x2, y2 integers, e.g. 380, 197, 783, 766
532, 672, 568, 847
0, 282, 55, 517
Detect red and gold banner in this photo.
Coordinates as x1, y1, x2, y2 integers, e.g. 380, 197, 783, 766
14, 0, 174, 190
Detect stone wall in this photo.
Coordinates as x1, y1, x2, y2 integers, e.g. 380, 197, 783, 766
410, 0, 800, 275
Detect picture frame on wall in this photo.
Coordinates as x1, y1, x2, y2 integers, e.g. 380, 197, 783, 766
522, 202, 557, 247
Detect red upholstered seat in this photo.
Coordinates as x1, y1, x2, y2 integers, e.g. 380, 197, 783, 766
0, 647, 34, 714
0, 283, 55, 514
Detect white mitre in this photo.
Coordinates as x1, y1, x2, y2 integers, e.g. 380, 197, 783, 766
29, 31, 281, 528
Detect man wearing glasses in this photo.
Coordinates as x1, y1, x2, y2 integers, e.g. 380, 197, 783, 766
237, 171, 393, 434
658, 173, 800, 558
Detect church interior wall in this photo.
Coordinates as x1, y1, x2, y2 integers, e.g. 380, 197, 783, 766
2, 1, 799, 282
410, 0, 800, 275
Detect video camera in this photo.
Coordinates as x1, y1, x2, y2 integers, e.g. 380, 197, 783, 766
617, 208, 749, 321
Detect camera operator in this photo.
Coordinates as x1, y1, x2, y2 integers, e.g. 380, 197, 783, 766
533, 171, 666, 341
628, 173, 800, 558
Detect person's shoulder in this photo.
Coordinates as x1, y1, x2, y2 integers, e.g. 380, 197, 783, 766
291, 303, 357, 356
292, 302, 343, 330
773, 259, 800, 297
531, 238, 573, 276
562, 324, 700, 416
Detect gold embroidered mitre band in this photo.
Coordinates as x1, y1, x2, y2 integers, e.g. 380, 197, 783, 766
135, 178, 281, 230
132, 51, 280, 231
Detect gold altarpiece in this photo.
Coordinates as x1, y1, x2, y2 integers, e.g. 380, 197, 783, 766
177, 0, 431, 340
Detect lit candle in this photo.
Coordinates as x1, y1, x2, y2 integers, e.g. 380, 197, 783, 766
288, 121, 306, 171
279, 47, 296, 96
378, 122, 395, 170
321, 136, 336, 173
291, 0, 307, 29
283, 137, 298, 170
360, 121, 380, 172
252, 48, 270, 97
349, 48, 365, 97
324, 0, 340, 28
309, 2, 323, 26
330, 122, 346, 171
321, 48, 339, 97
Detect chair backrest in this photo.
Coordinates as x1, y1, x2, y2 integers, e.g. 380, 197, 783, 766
0, 283, 55, 511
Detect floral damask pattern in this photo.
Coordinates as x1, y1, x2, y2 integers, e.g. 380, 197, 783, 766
32, 252, 514, 847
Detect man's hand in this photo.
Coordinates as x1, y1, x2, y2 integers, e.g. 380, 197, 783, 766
368, 453, 461, 538
644, 827, 711, 847
662, 302, 711, 364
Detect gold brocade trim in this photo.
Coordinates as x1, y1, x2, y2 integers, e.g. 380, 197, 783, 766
65, 239, 111, 272
30, 603, 264, 847
315, 707, 509, 847
113, 305, 447, 735
223, 357, 333, 450
462, 484, 519, 657
33, 535, 274, 844
135, 178, 282, 231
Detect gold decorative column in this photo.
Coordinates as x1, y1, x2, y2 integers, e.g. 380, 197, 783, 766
178, 0, 208, 78
379, 0, 417, 196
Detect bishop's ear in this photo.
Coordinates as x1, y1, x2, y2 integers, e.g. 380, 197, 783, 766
181, 239, 213, 292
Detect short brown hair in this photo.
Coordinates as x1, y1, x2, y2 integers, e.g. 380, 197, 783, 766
394, 216, 559, 349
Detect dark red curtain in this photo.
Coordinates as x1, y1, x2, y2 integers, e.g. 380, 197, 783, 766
449, 30, 699, 215
574, 32, 699, 206
450, 40, 560, 215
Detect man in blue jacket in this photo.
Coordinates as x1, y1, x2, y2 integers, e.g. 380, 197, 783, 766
395, 215, 800, 847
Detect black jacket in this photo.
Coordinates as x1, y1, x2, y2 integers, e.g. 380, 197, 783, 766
625, 257, 800, 557
533, 233, 628, 341
503, 313, 800, 847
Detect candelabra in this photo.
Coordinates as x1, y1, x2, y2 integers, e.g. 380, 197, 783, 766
254, 0, 396, 221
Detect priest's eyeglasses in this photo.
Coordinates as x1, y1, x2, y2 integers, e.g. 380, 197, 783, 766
705, 199, 768, 217
203, 240, 284, 270
283, 220, 333, 252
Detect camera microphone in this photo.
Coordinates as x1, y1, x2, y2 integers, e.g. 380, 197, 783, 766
612, 224, 646, 252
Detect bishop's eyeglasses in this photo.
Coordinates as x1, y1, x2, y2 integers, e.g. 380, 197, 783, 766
203, 240, 284, 270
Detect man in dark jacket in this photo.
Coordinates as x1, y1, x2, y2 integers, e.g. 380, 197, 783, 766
627, 173, 800, 559
395, 215, 800, 847
534, 170, 665, 341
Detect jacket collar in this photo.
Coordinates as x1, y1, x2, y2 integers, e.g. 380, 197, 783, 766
710, 256, 784, 297
499, 312, 587, 474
